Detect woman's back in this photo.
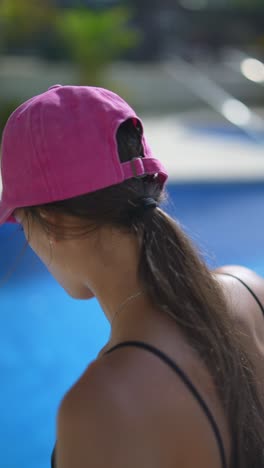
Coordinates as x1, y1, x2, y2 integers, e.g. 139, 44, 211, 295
54, 266, 264, 468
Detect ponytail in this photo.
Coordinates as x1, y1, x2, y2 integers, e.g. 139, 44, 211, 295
138, 207, 264, 467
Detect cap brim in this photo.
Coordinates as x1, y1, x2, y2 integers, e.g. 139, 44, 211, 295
0, 201, 16, 225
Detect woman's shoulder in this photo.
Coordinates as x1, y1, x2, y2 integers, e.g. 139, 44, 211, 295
213, 264, 264, 308
213, 265, 264, 382
55, 343, 224, 468
213, 265, 264, 342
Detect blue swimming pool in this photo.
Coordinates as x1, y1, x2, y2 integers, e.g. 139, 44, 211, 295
1, 181, 264, 468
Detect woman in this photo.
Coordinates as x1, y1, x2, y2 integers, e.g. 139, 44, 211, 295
0, 85, 263, 468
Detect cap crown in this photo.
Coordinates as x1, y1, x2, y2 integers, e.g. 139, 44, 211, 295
0, 85, 168, 224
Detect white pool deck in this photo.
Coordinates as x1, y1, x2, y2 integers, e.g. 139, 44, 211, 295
143, 113, 264, 183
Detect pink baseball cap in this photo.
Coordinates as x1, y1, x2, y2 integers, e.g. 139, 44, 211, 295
0, 85, 168, 225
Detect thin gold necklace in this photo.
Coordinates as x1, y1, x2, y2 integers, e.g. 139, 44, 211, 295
111, 290, 143, 326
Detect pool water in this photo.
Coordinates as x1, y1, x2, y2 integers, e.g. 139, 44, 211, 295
0, 181, 264, 468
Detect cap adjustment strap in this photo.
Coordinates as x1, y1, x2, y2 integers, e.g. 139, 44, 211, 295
121, 157, 168, 183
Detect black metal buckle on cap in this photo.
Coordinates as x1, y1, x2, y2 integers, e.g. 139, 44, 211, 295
130, 157, 146, 179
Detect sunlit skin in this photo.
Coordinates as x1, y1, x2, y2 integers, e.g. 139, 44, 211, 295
14, 208, 264, 468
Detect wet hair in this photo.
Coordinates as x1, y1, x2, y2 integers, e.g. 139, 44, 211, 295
23, 118, 264, 467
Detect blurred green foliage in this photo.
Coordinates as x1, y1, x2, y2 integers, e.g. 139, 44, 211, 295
0, 0, 139, 137
56, 7, 139, 85
0, 0, 138, 75
0, 0, 56, 53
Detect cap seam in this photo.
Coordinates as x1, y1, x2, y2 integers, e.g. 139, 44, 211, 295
32, 101, 53, 201
40, 102, 55, 198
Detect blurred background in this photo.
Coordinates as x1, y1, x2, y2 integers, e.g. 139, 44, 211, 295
0, 1, 264, 467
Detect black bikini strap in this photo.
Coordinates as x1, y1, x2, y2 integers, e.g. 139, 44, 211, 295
220, 272, 264, 317
51, 446, 56, 468
105, 340, 227, 468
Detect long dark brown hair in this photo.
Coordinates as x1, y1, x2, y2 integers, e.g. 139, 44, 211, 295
23, 119, 264, 467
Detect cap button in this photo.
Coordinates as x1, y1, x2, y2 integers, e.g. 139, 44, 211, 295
48, 84, 62, 90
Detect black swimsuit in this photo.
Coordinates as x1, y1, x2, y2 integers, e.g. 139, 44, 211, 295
51, 273, 264, 468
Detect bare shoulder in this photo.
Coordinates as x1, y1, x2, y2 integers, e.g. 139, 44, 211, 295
214, 264, 264, 305
213, 264, 264, 350
214, 265, 264, 303
213, 264, 264, 316
55, 352, 222, 468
